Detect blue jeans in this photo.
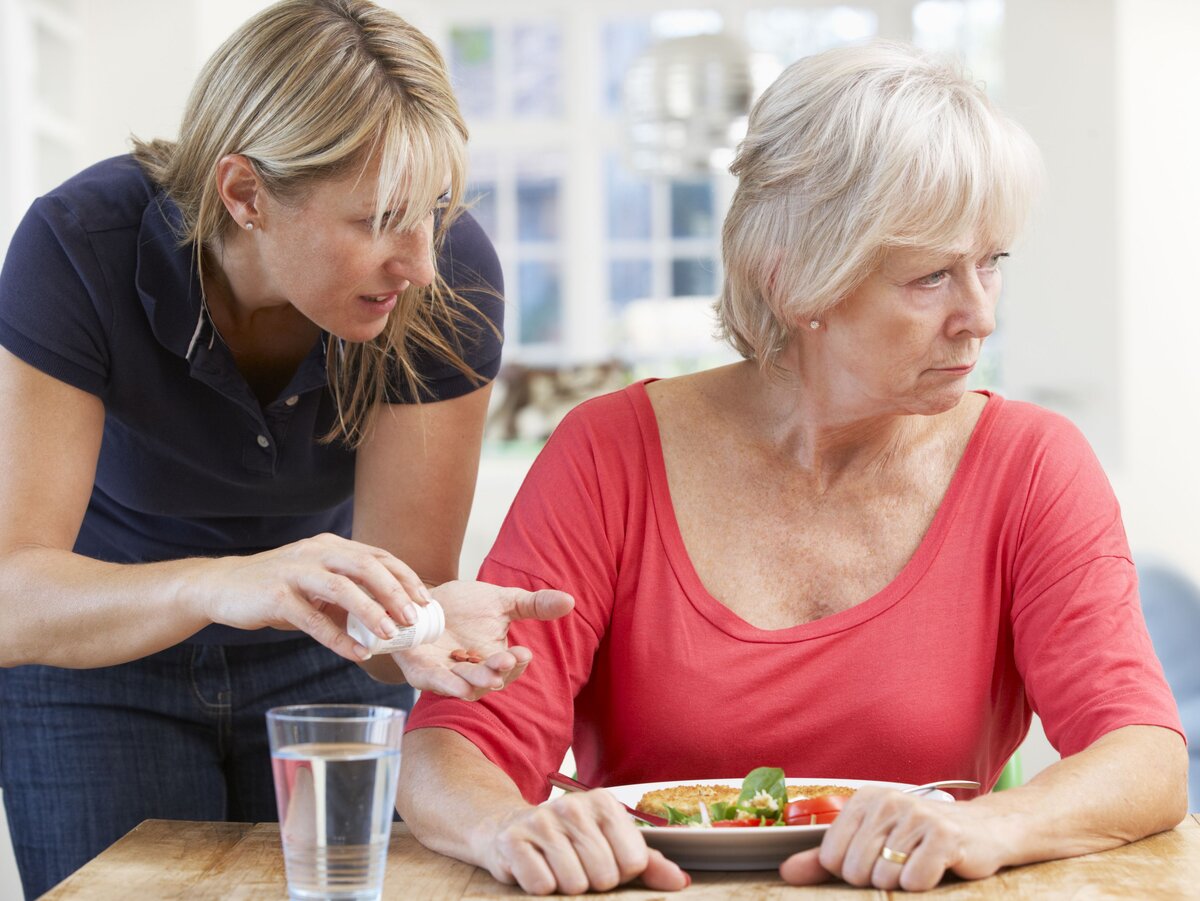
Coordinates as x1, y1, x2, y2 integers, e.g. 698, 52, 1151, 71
0, 638, 413, 899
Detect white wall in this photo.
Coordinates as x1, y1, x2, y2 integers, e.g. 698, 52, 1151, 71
1002, 0, 1122, 470
1001, 0, 1200, 591
1115, 0, 1200, 585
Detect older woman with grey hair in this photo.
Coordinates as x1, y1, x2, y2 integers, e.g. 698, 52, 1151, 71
397, 41, 1187, 894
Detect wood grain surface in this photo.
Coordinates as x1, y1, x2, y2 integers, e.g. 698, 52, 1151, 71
41, 814, 1200, 899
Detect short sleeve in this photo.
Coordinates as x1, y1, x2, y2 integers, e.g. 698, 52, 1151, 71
0, 196, 111, 396
1009, 414, 1184, 756
405, 403, 624, 803
384, 210, 504, 403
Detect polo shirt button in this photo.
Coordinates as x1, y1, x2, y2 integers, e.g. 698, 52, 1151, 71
256, 434, 270, 448
285, 395, 300, 406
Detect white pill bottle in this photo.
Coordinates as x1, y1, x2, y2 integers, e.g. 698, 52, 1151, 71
346, 600, 445, 656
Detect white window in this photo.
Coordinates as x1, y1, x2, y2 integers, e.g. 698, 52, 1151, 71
425, 2, 975, 372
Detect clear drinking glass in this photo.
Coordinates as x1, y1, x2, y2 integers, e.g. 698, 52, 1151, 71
266, 705, 406, 901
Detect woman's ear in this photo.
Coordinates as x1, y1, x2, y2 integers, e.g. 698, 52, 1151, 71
214, 154, 262, 230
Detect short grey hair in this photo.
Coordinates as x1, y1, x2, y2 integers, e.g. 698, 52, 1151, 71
716, 40, 1042, 364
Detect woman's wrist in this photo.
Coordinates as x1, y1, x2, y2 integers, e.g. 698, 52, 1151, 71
170, 555, 223, 629
465, 803, 524, 870
957, 795, 1028, 870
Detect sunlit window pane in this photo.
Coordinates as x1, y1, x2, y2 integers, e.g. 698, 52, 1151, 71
517, 261, 562, 343
913, 0, 1005, 94
672, 257, 716, 296
912, 0, 967, 52
449, 25, 496, 119
464, 183, 497, 238
465, 151, 499, 239
745, 7, 877, 67
517, 176, 559, 242
602, 18, 653, 114
606, 156, 652, 241
651, 9, 724, 38
513, 22, 563, 117
610, 259, 654, 309
670, 179, 714, 239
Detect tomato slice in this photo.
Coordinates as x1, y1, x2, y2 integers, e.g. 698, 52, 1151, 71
783, 795, 846, 826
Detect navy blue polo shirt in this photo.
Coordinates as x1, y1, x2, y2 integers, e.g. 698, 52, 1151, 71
0, 155, 503, 644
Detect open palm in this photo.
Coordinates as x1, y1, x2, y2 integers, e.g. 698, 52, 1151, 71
394, 580, 573, 699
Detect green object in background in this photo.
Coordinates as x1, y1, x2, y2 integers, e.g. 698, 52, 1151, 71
993, 752, 1024, 791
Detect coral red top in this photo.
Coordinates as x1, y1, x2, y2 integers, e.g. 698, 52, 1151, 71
408, 383, 1183, 802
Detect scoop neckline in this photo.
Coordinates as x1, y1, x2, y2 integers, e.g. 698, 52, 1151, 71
626, 379, 1002, 643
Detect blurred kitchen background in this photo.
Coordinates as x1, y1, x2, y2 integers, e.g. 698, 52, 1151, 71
2, 0, 1198, 893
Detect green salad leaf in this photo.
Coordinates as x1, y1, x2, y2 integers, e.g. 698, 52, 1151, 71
737, 766, 788, 816
650, 768, 791, 827
663, 804, 699, 826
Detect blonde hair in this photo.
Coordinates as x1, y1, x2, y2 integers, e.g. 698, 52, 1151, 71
716, 40, 1042, 364
133, 0, 489, 445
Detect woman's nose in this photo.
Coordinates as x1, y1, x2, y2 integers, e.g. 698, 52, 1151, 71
955, 269, 997, 339
384, 226, 435, 288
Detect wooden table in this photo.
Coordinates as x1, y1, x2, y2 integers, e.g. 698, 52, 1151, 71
41, 815, 1200, 900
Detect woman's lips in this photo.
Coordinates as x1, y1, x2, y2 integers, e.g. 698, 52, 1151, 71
359, 293, 398, 312
933, 362, 976, 374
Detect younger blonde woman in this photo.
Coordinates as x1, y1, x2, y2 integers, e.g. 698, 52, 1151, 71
0, 1, 569, 896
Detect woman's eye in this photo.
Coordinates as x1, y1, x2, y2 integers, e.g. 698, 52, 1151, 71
363, 212, 398, 229
980, 251, 1010, 271
917, 270, 948, 287
430, 191, 451, 216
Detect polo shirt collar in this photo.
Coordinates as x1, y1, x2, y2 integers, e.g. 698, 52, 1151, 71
132, 189, 330, 406
134, 190, 207, 360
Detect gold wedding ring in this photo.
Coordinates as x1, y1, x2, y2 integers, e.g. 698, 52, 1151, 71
880, 846, 910, 865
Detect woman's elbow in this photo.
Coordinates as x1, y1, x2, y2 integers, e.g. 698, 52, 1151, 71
1134, 728, 1190, 835
1159, 736, 1191, 829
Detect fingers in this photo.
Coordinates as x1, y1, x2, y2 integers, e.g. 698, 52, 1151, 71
814, 788, 968, 892
321, 536, 431, 623
869, 817, 928, 891
276, 594, 372, 663
293, 571, 398, 640
540, 799, 618, 893
492, 792, 676, 895
505, 588, 575, 623
494, 646, 532, 687
638, 848, 690, 891
779, 848, 835, 886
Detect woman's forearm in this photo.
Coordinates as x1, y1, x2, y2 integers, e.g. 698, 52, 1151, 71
397, 727, 531, 866
970, 724, 1188, 867
0, 546, 212, 668
398, 727, 688, 895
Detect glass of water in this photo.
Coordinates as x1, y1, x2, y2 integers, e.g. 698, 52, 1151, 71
266, 705, 406, 901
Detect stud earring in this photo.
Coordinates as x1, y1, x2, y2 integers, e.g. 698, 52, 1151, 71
809, 320, 821, 330
244, 222, 254, 231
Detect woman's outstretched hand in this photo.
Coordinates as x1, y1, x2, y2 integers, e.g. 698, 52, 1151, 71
195, 536, 572, 696
392, 579, 574, 699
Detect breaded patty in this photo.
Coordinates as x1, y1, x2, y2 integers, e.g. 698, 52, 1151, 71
636, 783, 856, 818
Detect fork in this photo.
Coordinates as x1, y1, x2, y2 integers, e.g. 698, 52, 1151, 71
547, 772, 669, 826
901, 779, 981, 795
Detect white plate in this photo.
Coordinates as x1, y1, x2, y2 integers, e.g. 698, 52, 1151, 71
604, 777, 953, 871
